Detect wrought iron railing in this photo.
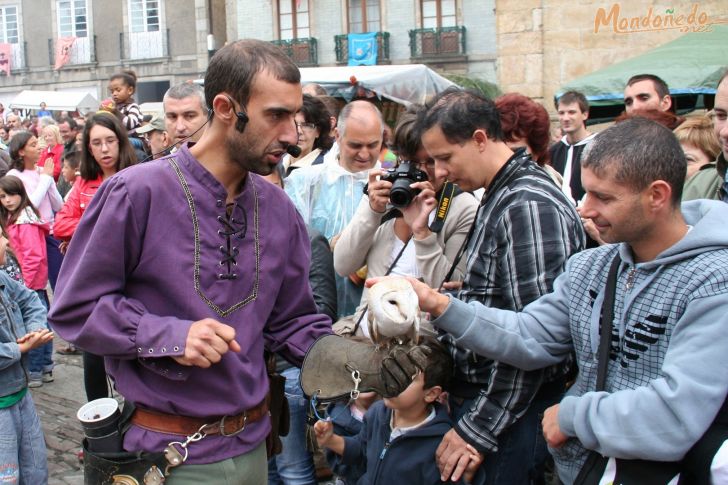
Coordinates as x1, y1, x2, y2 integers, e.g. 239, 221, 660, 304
409, 26, 466, 58
48, 35, 97, 68
334, 32, 390, 64
270, 37, 318, 67
0, 42, 26, 75
119, 29, 170, 61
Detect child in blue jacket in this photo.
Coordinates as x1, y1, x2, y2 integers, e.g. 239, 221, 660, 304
315, 338, 483, 485
0, 233, 53, 483
325, 391, 379, 484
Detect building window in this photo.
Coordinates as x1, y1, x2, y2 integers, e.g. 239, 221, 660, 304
0, 6, 18, 43
55, 0, 91, 65
421, 0, 456, 28
57, 0, 88, 37
279, 0, 309, 40
127, 0, 165, 59
348, 0, 380, 33
130, 0, 160, 33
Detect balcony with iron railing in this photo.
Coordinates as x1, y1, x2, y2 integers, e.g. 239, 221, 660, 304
270, 37, 318, 67
120, 29, 170, 62
0, 42, 27, 76
48, 35, 96, 68
409, 26, 466, 61
334, 32, 390, 65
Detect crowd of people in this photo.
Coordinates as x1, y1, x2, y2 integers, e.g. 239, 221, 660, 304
0, 38, 727, 485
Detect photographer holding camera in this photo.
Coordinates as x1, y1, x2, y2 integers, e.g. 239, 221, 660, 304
333, 110, 478, 337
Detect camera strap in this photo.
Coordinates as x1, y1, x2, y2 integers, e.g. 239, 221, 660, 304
351, 181, 458, 334
428, 181, 459, 234
350, 236, 412, 336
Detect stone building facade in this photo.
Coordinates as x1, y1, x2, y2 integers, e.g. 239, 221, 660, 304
228, 0, 498, 81
496, 0, 726, 107
0, 0, 226, 107
0, 0, 721, 115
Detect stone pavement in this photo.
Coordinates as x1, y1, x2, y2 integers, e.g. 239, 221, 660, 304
30, 338, 86, 485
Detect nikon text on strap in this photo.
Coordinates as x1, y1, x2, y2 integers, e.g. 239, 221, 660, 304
428, 181, 459, 234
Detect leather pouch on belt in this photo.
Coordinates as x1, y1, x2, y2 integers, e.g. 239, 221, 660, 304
265, 353, 290, 459
83, 440, 169, 485
82, 402, 169, 485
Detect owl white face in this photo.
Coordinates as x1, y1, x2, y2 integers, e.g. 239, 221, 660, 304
367, 277, 421, 346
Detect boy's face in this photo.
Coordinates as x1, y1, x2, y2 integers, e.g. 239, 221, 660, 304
383, 372, 439, 411
61, 161, 76, 183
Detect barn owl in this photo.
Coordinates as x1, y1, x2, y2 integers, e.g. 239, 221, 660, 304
367, 277, 420, 347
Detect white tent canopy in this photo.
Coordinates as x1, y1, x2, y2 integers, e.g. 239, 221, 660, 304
299, 64, 454, 106
9, 90, 99, 114
139, 102, 164, 116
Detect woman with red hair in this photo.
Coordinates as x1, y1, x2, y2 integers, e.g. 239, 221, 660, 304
495, 93, 563, 185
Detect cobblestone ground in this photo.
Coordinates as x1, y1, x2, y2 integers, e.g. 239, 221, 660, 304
30, 338, 85, 485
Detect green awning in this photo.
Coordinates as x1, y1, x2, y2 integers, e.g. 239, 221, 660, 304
557, 24, 728, 121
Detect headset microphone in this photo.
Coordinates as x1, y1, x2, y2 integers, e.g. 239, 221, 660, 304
234, 111, 249, 133
223, 95, 249, 133
286, 144, 302, 157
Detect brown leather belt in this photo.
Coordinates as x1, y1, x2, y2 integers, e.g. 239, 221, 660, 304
131, 400, 269, 437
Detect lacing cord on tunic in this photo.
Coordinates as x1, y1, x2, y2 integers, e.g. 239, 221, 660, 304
217, 202, 248, 280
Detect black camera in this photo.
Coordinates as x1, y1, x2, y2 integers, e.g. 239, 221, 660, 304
380, 161, 429, 209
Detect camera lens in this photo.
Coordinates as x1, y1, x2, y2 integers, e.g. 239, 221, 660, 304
389, 179, 413, 208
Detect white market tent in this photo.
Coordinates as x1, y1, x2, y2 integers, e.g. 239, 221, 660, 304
299, 64, 455, 106
9, 90, 99, 114
139, 102, 163, 116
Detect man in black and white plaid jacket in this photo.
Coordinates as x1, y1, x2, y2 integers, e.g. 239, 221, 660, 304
414, 88, 585, 484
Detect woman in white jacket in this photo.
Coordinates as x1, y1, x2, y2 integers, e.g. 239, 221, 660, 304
333, 110, 478, 335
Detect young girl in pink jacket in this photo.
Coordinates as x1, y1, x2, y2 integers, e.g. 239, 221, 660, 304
0, 175, 53, 387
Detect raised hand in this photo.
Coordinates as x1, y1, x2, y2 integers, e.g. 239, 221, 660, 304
366, 276, 450, 317
401, 181, 437, 239
366, 168, 392, 214
17, 329, 54, 353
172, 318, 241, 368
313, 419, 334, 447
42, 157, 55, 177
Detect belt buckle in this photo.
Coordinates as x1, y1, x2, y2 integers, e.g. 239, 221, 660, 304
219, 412, 247, 437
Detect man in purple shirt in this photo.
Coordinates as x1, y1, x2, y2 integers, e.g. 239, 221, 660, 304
49, 40, 332, 483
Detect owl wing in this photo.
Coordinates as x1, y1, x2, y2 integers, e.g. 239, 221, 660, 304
367, 309, 382, 346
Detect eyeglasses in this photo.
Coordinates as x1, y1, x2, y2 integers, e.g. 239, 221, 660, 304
296, 122, 317, 131
90, 137, 118, 149
414, 159, 435, 169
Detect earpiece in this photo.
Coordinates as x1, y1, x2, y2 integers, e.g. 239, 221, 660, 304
224, 95, 248, 133
234, 110, 249, 133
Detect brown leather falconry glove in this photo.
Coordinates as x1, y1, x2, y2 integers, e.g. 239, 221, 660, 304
380, 344, 432, 397
300, 334, 432, 401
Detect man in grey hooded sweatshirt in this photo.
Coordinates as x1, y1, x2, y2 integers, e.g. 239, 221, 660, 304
390, 117, 728, 484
